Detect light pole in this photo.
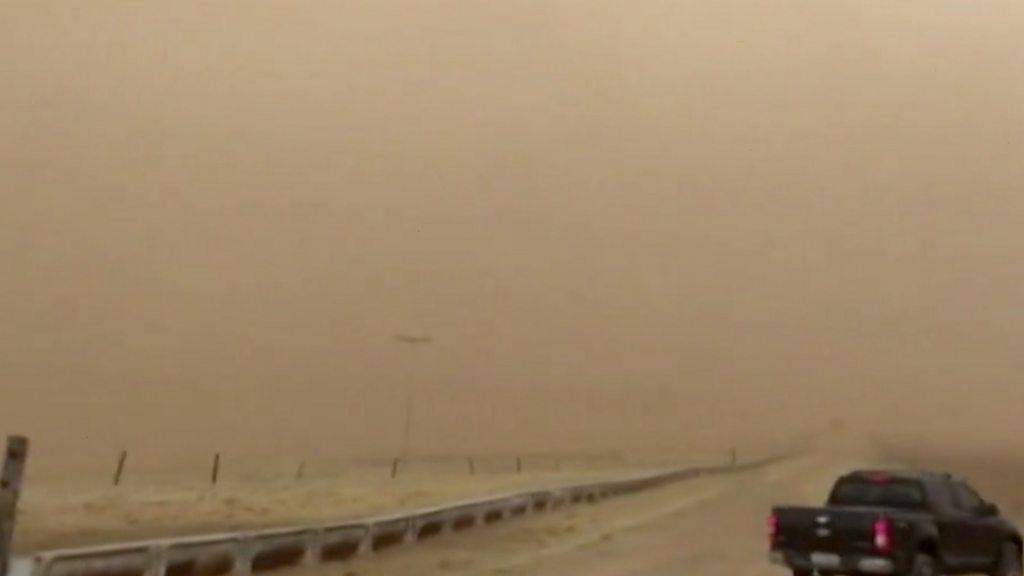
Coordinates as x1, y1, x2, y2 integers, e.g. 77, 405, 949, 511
394, 334, 432, 458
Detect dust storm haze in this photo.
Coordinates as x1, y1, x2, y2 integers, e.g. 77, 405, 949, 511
2, 1, 1023, 480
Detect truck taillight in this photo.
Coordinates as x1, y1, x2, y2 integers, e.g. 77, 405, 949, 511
873, 516, 892, 553
768, 512, 778, 541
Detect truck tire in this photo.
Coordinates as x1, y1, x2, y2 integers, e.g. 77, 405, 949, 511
909, 553, 937, 576
991, 542, 1022, 576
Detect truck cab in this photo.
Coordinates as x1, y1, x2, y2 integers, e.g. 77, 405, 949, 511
770, 470, 1021, 576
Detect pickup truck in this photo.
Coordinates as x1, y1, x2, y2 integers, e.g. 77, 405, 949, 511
769, 470, 1021, 576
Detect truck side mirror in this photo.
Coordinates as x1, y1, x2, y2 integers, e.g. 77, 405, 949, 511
979, 502, 1000, 517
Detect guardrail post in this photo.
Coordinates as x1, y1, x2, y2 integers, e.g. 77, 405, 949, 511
357, 529, 374, 556
441, 513, 456, 535
4, 557, 31, 576
232, 538, 255, 576
303, 529, 324, 565
146, 545, 168, 576
402, 519, 417, 545
0, 436, 28, 576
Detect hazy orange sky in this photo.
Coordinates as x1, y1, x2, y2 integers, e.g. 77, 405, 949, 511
3, 1, 1023, 479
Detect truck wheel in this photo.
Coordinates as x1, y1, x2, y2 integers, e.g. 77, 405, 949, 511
992, 542, 1022, 576
909, 553, 937, 576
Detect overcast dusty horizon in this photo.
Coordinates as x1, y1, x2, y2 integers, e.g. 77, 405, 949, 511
3, 0, 1023, 481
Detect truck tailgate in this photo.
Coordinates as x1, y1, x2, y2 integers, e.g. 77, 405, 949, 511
773, 506, 887, 555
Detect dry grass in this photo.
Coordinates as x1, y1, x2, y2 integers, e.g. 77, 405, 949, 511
13, 460, 671, 554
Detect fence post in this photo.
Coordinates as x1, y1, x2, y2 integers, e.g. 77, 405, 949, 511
391, 457, 400, 479
0, 436, 29, 576
467, 457, 475, 476
730, 448, 737, 467
296, 461, 306, 481
516, 456, 523, 474
113, 450, 128, 487
211, 453, 221, 485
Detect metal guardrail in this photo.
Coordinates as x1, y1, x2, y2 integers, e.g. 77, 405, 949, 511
12, 454, 787, 576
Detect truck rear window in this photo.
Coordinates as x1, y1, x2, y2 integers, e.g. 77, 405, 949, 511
828, 478, 926, 509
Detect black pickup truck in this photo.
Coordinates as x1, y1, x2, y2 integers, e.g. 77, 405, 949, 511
769, 470, 1021, 576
